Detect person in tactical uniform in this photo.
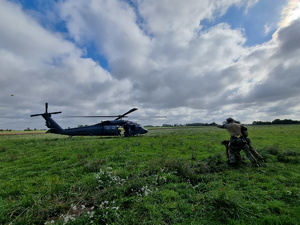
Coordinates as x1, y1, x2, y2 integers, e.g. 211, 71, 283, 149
217, 118, 260, 166
239, 125, 264, 161
228, 119, 264, 161
221, 140, 243, 162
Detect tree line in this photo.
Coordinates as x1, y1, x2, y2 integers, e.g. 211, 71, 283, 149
162, 119, 300, 127
163, 122, 217, 127
252, 119, 300, 125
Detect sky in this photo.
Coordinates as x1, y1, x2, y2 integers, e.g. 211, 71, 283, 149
1, 0, 300, 130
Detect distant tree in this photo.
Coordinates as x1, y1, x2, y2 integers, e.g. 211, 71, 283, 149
272, 119, 282, 124
272, 119, 300, 124
253, 119, 300, 125
186, 122, 217, 126
252, 121, 272, 125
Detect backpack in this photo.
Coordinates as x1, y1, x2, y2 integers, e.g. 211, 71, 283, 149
241, 125, 248, 137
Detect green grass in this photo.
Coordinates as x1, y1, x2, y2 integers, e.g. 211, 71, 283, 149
0, 125, 299, 224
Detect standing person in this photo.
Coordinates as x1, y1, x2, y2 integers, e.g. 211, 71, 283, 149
217, 118, 260, 167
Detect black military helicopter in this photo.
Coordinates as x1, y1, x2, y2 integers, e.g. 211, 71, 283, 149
31, 103, 148, 137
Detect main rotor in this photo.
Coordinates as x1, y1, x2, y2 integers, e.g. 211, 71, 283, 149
65, 108, 138, 120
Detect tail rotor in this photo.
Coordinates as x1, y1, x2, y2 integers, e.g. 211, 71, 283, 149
45, 102, 48, 114
31, 103, 61, 117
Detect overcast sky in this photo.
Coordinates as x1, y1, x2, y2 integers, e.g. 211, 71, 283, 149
1, 0, 300, 130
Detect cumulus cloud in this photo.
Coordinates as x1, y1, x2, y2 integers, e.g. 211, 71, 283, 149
59, 0, 151, 68
0, 0, 299, 129
227, 17, 300, 121
0, 0, 130, 129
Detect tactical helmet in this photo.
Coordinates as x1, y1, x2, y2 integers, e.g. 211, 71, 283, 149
226, 117, 234, 123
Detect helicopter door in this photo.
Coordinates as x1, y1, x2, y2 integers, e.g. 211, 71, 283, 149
124, 125, 130, 136
131, 125, 136, 135
103, 125, 118, 135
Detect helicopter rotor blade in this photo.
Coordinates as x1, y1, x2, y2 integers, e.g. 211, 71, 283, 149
115, 108, 138, 120
64, 116, 127, 118
30, 111, 61, 117
50, 111, 62, 115
150, 116, 166, 118
63, 108, 138, 120
31, 113, 44, 117
126, 116, 166, 120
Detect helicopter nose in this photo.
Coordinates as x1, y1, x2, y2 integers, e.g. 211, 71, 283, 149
141, 127, 148, 134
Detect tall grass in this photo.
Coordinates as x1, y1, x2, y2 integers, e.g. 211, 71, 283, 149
0, 125, 299, 224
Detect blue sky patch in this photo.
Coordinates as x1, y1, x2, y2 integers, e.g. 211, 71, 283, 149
201, 0, 287, 46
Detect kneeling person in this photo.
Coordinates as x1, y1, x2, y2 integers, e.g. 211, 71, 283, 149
217, 118, 259, 166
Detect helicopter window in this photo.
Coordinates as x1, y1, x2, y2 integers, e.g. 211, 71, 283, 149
104, 125, 117, 130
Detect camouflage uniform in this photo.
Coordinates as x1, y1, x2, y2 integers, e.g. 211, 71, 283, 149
240, 123, 264, 161
245, 137, 264, 161
221, 140, 242, 162
217, 118, 259, 166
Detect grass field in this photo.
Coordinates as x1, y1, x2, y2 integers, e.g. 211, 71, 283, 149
0, 125, 299, 224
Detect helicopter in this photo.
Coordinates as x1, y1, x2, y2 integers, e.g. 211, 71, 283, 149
31, 103, 148, 137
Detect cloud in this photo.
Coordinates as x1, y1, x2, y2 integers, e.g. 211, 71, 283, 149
59, 0, 151, 67
280, 0, 300, 27
0, 0, 131, 129
274, 19, 300, 57
0, 0, 300, 130
225, 16, 300, 121
0, 0, 79, 63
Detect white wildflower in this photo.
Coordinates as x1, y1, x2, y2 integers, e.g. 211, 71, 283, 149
87, 210, 95, 218
71, 204, 77, 210
62, 214, 76, 224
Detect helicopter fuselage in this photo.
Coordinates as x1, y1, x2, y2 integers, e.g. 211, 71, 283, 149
31, 103, 148, 137
48, 120, 148, 137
